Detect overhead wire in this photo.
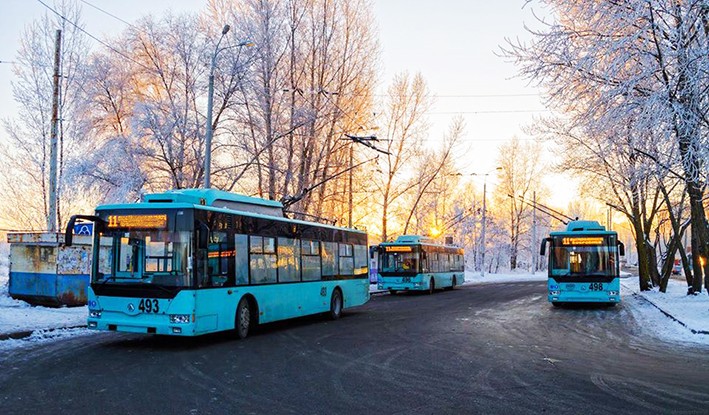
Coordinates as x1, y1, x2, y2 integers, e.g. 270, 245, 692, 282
35, 0, 151, 72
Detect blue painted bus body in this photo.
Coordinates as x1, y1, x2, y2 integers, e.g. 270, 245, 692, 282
68, 188, 370, 337
541, 220, 624, 305
87, 279, 368, 336
376, 235, 465, 293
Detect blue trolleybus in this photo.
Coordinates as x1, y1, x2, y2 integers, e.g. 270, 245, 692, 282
540, 220, 625, 306
65, 189, 370, 338
375, 235, 465, 295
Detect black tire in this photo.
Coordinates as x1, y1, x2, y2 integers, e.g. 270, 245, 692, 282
428, 278, 435, 295
329, 289, 343, 320
388, 289, 397, 296
235, 297, 251, 339
551, 301, 561, 308
447, 276, 457, 291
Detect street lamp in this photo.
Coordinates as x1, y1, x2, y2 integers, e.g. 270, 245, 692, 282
204, 25, 253, 189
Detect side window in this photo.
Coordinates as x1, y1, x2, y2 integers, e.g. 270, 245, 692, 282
354, 244, 368, 276
235, 234, 249, 285
207, 231, 233, 286
277, 237, 300, 282
302, 240, 322, 281
250, 236, 277, 284
322, 241, 337, 276
339, 243, 354, 275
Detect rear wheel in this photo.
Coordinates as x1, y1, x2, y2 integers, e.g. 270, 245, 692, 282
551, 301, 561, 308
447, 276, 457, 290
388, 289, 397, 296
235, 297, 251, 339
428, 278, 435, 295
329, 289, 343, 320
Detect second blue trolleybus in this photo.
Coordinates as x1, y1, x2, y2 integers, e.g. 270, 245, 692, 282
65, 189, 370, 338
540, 220, 625, 306
375, 235, 465, 294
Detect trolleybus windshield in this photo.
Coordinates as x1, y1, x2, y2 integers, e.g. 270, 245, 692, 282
550, 235, 616, 278
95, 228, 193, 288
379, 246, 420, 274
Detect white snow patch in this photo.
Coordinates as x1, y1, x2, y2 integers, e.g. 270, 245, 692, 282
621, 278, 709, 345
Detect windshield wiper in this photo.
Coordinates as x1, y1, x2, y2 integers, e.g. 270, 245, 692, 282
100, 276, 117, 285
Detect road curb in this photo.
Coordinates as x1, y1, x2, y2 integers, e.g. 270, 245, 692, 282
631, 293, 709, 335
0, 325, 87, 342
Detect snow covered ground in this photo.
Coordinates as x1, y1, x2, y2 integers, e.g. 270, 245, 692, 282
2, 252, 708, 350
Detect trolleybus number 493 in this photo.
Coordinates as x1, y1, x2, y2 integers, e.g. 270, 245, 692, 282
138, 298, 160, 313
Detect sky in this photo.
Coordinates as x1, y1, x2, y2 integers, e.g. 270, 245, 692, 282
0, 0, 573, 207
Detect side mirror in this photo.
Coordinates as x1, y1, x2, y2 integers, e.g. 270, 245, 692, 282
618, 241, 625, 257
540, 238, 551, 256
64, 214, 105, 246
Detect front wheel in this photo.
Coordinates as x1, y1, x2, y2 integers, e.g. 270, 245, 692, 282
388, 289, 397, 296
235, 297, 251, 339
329, 289, 343, 320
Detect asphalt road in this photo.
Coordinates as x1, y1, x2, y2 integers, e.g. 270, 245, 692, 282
1, 281, 709, 415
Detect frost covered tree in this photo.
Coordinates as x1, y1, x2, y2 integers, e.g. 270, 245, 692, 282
205, 0, 378, 225
373, 72, 430, 241
494, 137, 546, 270
1, 1, 90, 230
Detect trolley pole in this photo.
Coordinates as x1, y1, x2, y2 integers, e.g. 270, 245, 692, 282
47, 29, 62, 232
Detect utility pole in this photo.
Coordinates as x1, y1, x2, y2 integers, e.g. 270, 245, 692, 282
348, 143, 353, 228
532, 191, 537, 273
480, 179, 488, 277
47, 29, 62, 232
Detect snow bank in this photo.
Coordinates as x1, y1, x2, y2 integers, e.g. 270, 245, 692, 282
621, 279, 709, 345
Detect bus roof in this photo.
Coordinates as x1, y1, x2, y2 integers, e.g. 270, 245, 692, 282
550, 220, 615, 236
94, 188, 366, 235
379, 235, 460, 248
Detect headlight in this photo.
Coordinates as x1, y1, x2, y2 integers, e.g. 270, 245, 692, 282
89, 310, 102, 318
170, 314, 191, 324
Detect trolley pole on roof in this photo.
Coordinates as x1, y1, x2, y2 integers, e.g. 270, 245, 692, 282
47, 29, 62, 232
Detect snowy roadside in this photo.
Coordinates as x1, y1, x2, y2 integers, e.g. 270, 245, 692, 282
621, 278, 709, 343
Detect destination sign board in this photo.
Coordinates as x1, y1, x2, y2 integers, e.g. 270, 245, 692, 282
561, 237, 604, 246
385, 246, 413, 252
107, 214, 168, 229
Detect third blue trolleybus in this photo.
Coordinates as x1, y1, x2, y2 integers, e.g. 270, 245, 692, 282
540, 220, 625, 306
65, 189, 370, 338
375, 235, 465, 294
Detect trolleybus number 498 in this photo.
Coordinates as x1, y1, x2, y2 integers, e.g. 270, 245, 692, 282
588, 283, 603, 292
138, 298, 160, 313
